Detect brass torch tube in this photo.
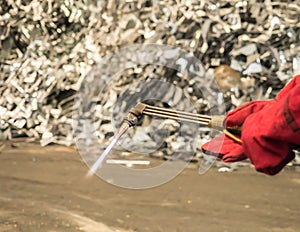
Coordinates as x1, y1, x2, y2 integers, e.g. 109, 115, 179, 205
143, 111, 210, 125
145, 105, 212, 119
143, 108, 211, 123
142, 105, 212, 126
126, 102, 242, 144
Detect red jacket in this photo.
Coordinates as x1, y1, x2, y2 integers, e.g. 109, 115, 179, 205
203, 75, 300, 175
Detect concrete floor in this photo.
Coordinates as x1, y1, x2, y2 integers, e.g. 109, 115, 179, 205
0, 140, 300, 232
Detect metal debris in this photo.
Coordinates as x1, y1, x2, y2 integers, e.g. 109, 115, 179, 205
1, 1, 299, 171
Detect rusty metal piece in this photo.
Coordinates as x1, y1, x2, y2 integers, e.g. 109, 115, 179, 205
214, 65, 241, 93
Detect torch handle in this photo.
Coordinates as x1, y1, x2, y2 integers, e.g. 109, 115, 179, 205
208, 115, 242, 134
209, 115, 243, 143
127, 103, 243, 142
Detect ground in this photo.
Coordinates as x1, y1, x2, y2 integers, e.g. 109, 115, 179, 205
0, 140, 299, 232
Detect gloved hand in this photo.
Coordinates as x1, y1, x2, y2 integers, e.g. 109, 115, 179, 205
202, 100, 271, 162
202, 75, 300, 175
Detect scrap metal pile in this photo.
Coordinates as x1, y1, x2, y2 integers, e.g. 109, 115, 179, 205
1, 1, 299, 164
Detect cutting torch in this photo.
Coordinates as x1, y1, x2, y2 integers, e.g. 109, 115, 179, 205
120, 102, 242, 143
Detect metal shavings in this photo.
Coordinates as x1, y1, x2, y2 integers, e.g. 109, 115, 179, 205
0, 0, 299, 165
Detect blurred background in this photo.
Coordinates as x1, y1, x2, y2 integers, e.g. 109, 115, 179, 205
1, 0, 299, 145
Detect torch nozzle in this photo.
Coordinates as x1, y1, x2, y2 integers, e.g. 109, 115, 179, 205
86, 103, 148, 176
114, 122, 130, 139
123, 102, 147, 127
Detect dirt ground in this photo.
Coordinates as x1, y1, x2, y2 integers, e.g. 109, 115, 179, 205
0, 140, 300, 232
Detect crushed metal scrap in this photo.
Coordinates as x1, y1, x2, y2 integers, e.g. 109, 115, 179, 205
0, 1, 299, 165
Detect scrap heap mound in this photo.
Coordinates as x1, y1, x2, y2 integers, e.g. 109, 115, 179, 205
1, 1, 299, 165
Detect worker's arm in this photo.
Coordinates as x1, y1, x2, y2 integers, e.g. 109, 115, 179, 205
202, 75, 300, 175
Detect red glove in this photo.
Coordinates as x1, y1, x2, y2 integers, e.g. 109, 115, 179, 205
201, 134, 245, 162
202, 75, 300, 175
202, 100, 270, 162
242, 76, 300, 175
